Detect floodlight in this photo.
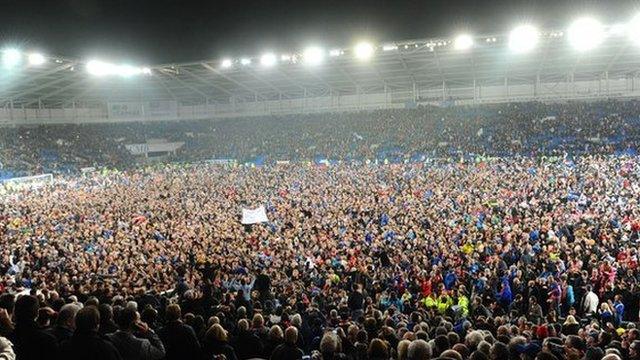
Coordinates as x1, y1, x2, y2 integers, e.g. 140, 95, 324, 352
329, 49, 342, 57
86, 60, 115, 76
568, 17, 604, 51
260, 53, 277, 67
221, 59, 233, 68
354, 42, 374, 60
509, 25, 540, 53
382, 44, 398, 51
628, 14, 640, 46
117, 65, 141, 77
142, 67, 152, 75
454, 35, 473, 50
609, 23, 627, 36
28, 53, 46, 66
2, 49, 21, 68
281, 54, 291, 61
303, 46, 325, 65
240, 58, 251, 65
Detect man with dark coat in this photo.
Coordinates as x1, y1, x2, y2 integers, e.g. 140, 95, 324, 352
106, 307, 165, 360
8, 295, 58, 360
157, 304, 201, 360
59, 305, 122, 360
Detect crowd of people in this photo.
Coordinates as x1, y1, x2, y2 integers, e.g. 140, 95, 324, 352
0, 151, 640, 360
1, 99, 639, 177
0, 99, 640, 360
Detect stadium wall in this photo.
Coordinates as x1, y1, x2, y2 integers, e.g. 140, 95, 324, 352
1, 77, 639, 125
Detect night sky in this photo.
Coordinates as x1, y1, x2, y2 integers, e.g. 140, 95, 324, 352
0, 0, 637, 64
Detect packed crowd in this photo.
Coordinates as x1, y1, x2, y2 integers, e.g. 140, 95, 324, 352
1, 99, 640, 177
1, 150, 640, 359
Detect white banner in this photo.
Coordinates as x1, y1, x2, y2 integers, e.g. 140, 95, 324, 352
241, 206, 269, 224
125, 143, 150, 155
125, 142, 184, 155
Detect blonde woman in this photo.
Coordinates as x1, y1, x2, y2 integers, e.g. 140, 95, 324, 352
202, 324, 237, 360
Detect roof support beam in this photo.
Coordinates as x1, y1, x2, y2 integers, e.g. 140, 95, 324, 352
200, 62, 265, 100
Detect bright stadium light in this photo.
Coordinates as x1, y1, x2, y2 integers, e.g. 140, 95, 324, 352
329, 49, 342, 57
509, 25, 540, 53
354, 42, 374, 60
260, 53, 277, 67
116, 64, 142, 77
221, 59, 233, 68
303, 46, 325, 65
609, 23, 627, 36
2, 48, 21, 68
141, 67, 152, 75
240, 58, 251, 65
628, 14, 640, 46
86, 60, 115, 76
454, 34, 473, 50
382, 44, 398, 51
568, 17, 604, 51
28, 53, 46, 66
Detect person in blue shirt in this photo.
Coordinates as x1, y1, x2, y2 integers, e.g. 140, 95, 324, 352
613, 295, 625, 326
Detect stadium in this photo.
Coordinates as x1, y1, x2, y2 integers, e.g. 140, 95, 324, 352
2, 6, 640, 360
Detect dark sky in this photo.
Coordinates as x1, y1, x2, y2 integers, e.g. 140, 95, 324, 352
0, 0, 637, 64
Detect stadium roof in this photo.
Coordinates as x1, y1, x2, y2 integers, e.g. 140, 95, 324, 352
2, 25, 640, 108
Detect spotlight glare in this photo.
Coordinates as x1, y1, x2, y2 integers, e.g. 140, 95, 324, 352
86, 60, 115, 76
28, 53, 46, 66
260, 53, 277, 67
117, 64, 141, 77
2, 49, 21, 68
354, 42, 374, 60
329, 49, 342, 57
454, 34, 473, 50
240, 58, 251, 66
628, 14, 640, 46
382, 44, 398, 51
142, 67, 152, 75
568, 17, 604, 51
509, 25, 540, 53
303, 46, 325, 65
281, 54, 291, 61
221, 59, 233, 68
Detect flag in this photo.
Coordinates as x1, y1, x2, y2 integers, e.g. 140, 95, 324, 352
241, 206, 269, 224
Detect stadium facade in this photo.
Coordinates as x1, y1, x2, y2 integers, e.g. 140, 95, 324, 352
2, 26, 640, 125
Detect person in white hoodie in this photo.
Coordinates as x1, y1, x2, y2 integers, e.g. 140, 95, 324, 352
582, 285, 600, 316
0, 336, 15, 360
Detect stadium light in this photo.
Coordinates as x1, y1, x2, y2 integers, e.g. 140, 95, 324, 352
28, 53, 46, 66
609, 23, 627, 36
354, 42, 374, 60
628, 14, 640, 46
86, 60, 115, 76
303, 46, 325, 65
260, 53, 277, 67
221, 59, 233, 68
509, 25, 540, 53
454, 35, 473, 50
329, 49, 342, 57
116, 64, 141, 77
568, 17, 604, 51
382, 44, 398, 51
2, 48, 21, 68
240, 58, 251, 66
